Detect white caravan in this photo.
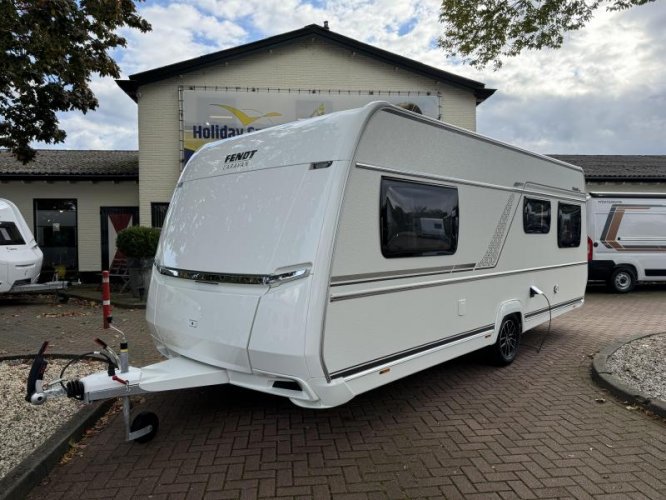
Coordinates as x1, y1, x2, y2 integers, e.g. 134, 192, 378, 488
28, 103, 587, 441
0, 198, 43, 293
587, 192, 666, 292
146, 102, 587, 408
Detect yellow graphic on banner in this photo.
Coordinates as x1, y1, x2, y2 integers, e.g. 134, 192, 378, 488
211, 104, 282, 126
310, 104, 326, 117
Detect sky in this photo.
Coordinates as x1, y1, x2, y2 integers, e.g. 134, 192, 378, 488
46, 0, 666, 155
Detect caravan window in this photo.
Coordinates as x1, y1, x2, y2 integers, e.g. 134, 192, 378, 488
380, 177, 458, 258
557, 203, 582, 248
0, 222, 25, 245
523, 198, 550, 233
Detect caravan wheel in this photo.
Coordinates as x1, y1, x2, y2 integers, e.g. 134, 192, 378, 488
489, 316, 520, 366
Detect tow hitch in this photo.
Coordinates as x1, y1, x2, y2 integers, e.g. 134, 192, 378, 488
25, 331, 159, 443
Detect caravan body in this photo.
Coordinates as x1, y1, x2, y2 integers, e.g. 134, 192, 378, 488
587, 193, 666, 292
0, 199, 43, 293
147, 102, 587, 408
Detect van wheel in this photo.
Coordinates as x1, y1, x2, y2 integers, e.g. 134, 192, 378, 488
489, 316, 520, 366
609, 267, 635, 293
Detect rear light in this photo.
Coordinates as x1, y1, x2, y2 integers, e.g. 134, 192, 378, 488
587, 237, 593, 261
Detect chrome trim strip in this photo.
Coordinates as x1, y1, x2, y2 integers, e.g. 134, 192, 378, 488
331, 324, 494, 379
155, 263, 310, 287
329, 261, 587, 301
525, 297, 584, 319
331, 263, 475, 286
356, 163, 587, 202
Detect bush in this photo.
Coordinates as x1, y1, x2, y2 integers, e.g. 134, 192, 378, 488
116, 225, 160, 259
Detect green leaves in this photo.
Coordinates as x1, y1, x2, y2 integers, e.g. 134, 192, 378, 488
116, 225, 161, 259
0, 0, 151, 163
438, 0, 655, 69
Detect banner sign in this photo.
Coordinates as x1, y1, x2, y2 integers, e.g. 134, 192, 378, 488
180, 88, 439, 165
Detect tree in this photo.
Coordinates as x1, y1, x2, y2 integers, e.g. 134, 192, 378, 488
438, 0, 656, 69
0, 0, 151, 163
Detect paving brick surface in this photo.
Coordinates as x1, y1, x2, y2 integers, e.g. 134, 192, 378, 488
2, 287, 665, 499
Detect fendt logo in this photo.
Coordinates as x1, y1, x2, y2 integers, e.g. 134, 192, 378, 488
223, 149, 258, 171
224, 150, 257, 163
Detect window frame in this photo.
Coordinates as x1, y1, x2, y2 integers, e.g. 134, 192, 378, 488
380, 176, 459, 259
523, 197, 551, 234
557, 202, 582, 248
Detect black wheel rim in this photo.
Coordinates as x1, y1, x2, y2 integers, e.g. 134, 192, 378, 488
498, 319, 518, 359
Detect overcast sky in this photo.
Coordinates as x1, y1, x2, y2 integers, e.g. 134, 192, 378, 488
46, 0, 666, 155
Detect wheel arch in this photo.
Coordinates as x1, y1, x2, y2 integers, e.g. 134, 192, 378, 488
491, 300, 524, 343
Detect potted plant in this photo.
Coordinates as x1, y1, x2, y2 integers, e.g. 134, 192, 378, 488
115, 225, 160, 298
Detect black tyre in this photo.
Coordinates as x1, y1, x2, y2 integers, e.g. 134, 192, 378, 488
609, 267, 635, 293
130, 411, 159, 443
489, 316, 521, 366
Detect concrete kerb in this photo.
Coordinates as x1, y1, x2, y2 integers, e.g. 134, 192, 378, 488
66, 288, 146, 310
591, 332, 666, 418
0, 399, 113, 500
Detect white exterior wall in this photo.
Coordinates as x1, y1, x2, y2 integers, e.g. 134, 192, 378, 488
136, 38, 478, 224
1, 181, 138, 271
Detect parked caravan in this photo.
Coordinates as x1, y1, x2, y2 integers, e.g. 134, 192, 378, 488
587, 192, 666, 292
145, 102, 587, 407
0, 198, 43, 293
28, 103, 587, 440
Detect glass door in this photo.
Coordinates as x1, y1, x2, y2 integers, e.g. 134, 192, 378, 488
34, 199, 78, 276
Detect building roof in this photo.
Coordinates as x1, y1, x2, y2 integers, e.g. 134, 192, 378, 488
549, 155, 666, 182
0, 150, 139, 181
116, 24, 495, 105
2, 150, 663, 183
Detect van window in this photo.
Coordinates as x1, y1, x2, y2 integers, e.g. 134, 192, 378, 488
523, 198, 550, 234
558, 203, 581, 248
380, 177, 458, 258
0, 222, 25, 245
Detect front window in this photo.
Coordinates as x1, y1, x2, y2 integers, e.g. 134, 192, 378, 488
380, 177, 459, 258
0, 222, 25, 245
558, 203, 582, 248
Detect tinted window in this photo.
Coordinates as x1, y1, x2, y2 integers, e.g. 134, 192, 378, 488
0, 222, 25, 245
151, 202, 169, 228
558, 203, 581, 248
381, 177, 458, 258
524, 198, 550, 234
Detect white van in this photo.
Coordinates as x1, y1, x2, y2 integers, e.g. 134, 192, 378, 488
0, 198, 43, 293
143, 102, 587, 409
587, 192, 666, 292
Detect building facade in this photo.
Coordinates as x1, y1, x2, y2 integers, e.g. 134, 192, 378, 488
0, 24, 493, 278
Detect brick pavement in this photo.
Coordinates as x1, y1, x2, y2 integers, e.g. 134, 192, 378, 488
1, 288, 665, 499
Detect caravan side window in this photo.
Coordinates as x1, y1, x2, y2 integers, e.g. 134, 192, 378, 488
0, 222, 25, 245
523, 198, 550, 234
557, 203, 582, 248
380, 177, 459, 258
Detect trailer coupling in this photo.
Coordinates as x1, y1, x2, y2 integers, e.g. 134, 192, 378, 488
25, 339, 229, 443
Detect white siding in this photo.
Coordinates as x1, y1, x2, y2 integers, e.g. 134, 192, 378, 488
2, 181, 138, 271
136, 38, 479, 224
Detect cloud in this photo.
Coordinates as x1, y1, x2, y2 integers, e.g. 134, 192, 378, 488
32, 0, 666, 154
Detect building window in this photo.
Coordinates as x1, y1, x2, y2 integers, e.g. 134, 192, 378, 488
151, 202, 169, 228
34, 199, 78, 273
523, 198, 551, 234
558, 203, 582, 248
380, 177, 459, 258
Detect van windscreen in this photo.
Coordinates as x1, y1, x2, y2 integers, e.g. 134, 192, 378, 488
0, 222, 25, 245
